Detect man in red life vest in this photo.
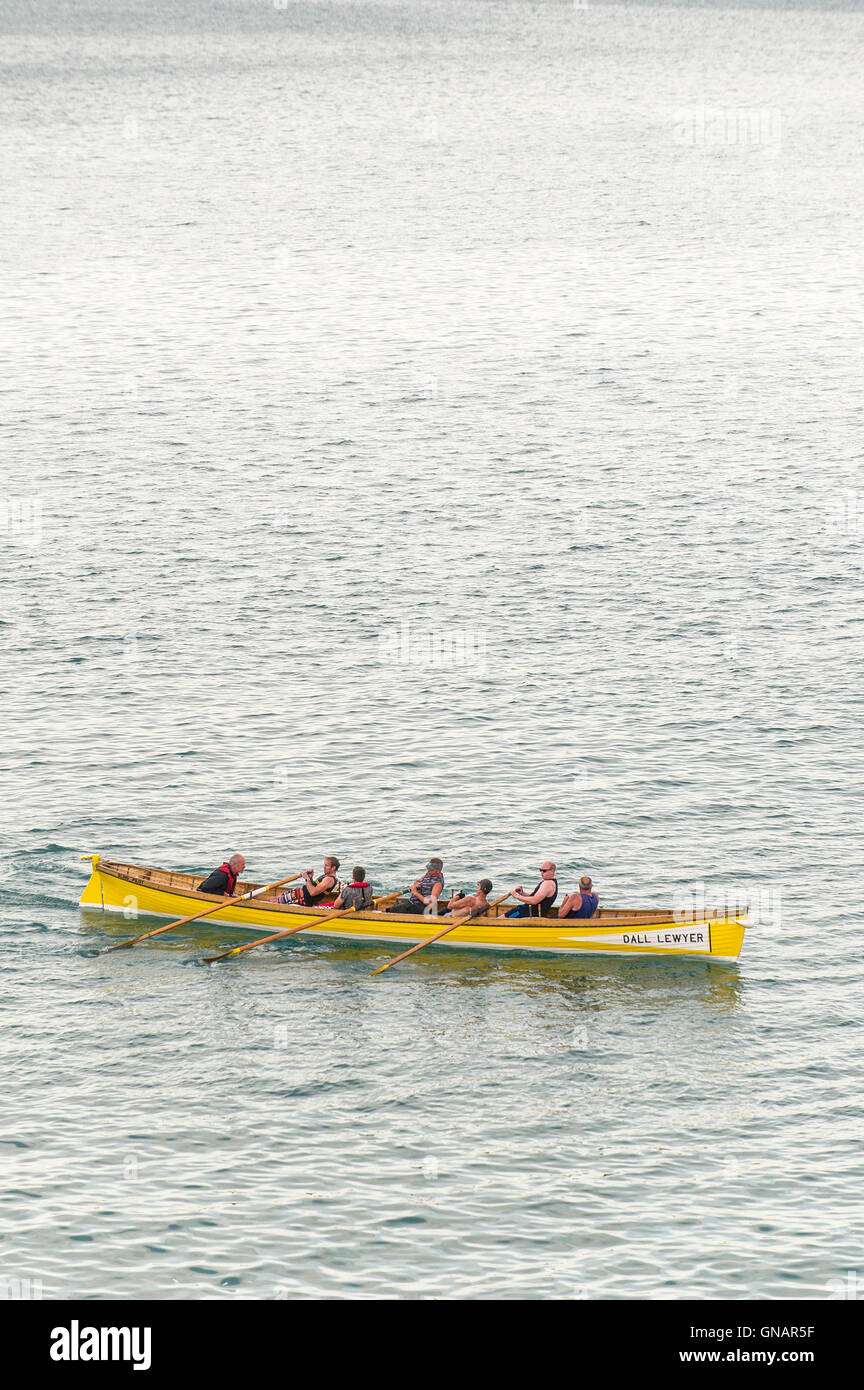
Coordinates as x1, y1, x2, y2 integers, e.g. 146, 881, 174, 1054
330, 867, 374, 912
197, 854, 246, 896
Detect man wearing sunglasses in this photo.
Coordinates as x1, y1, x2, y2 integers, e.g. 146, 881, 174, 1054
506, 862, 558, 919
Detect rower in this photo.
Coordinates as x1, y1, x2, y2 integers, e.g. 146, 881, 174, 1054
196, 854, 245, 897
444, 879, 492, 917
386, 857, 445, 914
330, 866, 374, 912
506, 861, 558, 918
278, 857, 340, 906
559, 876, 599, 919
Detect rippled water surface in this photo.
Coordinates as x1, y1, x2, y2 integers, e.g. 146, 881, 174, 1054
2, 0, 863, 1299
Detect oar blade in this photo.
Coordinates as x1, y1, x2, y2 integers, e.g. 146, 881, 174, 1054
368, 960, 393, 977
100, 925, 165, 954
202, 945, 244, 964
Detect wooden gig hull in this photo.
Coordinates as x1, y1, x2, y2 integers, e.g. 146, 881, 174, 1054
79, 857, 748, 962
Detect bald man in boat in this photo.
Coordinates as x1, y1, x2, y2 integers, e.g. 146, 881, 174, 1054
559, 876, 599, 919
197, 854, 245, 896
506, 861, 558, 918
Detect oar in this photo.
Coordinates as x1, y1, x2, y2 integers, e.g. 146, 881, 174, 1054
202, 890, 403, 964
369, 892, 512, 976
100, 871, 304, 953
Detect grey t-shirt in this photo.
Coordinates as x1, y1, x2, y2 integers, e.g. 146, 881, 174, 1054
341, 883, 374, 911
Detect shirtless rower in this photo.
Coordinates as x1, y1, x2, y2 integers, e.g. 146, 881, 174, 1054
444, 878, 492, 917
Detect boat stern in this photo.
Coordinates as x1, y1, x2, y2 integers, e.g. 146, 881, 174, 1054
710, 913, 748, 961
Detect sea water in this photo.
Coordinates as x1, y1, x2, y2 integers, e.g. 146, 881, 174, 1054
1, 0, 863, 1299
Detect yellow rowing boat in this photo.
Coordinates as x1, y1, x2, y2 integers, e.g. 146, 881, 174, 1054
79, 856, 748, 962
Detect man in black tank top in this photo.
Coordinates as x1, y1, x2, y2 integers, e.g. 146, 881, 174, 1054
277, 856, 340, 905
506, 862, 558, 918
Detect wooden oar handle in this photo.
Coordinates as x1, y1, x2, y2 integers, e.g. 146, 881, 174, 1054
203, 887, 408, 964
204, 892, 386, 964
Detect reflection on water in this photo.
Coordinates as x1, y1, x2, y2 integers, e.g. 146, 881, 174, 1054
79, 904, 743, 1017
